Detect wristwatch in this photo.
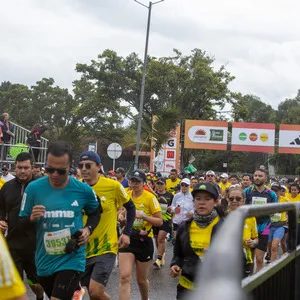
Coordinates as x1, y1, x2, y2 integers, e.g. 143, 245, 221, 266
142, 214, 147, 220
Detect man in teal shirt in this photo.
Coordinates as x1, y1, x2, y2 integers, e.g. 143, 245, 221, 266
20, 142, 101, 299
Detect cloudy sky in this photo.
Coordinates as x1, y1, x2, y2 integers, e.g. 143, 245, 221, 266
1, 0, 299, 108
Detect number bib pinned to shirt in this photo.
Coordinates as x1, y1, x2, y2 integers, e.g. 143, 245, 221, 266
252, 197, 267, 205
44, 228, 71, 255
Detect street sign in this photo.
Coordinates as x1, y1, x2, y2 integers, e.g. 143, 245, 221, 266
107, 143, 122, 170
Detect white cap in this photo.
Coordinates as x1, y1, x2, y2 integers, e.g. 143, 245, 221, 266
206, 170, 215, 176
181, 178, 191, 185
220, 173, 228, 178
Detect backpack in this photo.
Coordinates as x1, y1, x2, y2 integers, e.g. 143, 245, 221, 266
26, 132, 38, 146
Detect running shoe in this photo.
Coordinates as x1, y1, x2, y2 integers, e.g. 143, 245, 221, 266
153, 259, 162, 269
73, 287, 85, 300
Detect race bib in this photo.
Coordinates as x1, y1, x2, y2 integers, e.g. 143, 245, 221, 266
160, 204, 168, 214
252, 197, 267, 205
270, 213, 281, 223
44, 228, 71, 255
133, 210, 144, 228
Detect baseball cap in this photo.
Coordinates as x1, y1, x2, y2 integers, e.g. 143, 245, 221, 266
79, 151, 101, 164
181, 178, 191, 185
115, 167, 125, 174
220, 173, 228, 178
156, 177, 166, 184
206, 170, 215, 176
2, 164, 8, 170
271, 182, 281, 191
130, 170, 146, 182
192, 182, 219, 200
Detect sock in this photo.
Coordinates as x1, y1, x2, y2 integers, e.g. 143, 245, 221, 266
157, 255, 162, 260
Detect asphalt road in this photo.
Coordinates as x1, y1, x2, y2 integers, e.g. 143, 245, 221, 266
26, 240, 178, 300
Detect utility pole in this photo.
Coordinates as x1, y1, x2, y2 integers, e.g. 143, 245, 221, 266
134, 0, 165, 170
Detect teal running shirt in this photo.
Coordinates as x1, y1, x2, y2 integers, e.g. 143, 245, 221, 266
19, 176, 99, 276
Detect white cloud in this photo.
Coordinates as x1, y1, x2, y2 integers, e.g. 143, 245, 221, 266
0, 0, 299, 107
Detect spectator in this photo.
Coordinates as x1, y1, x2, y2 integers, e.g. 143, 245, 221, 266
2, 113, 15, 162
27, 123, 47, 162
1, 164, 15, 182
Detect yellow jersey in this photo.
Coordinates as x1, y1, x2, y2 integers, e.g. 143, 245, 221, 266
0, 178, 6, 189
166, 178, 181, 193
0, 232, 26, 299
128, 189, 161, 237
84, 176, 129, 257
218, 182, 231, 194
243, 217, 258, 264
289, 194, 300, 203
179, 216, 220, 290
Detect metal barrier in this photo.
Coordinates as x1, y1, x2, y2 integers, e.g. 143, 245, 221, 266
1, 121, 48, 166
189, 203, 300, 300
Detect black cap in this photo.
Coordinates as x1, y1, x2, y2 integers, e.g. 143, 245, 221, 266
130, 170, 146, 182
192, 182, 219, 200
156, 177, 166, 184
1, 164, 8, 170
271, 182, 281, 191
115, 167, 125, 174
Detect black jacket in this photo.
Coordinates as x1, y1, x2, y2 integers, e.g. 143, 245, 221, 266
170, 212, 224, 284
0, 177, 37, 250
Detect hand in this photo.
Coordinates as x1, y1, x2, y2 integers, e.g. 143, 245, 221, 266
30, 205, 46, 222
186, 212, 194, 217
170, 265, 181, 278
0, 221, 7, 233
118, 234, 130, 249
118, 213, 126, 222
167, 206, 172, 212
136, 211, 144, 219
175, 206, 181, 214
77, 227, 91, 246
245, 238, 256, 248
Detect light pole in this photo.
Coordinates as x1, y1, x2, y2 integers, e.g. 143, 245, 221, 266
134, 0, 165, 170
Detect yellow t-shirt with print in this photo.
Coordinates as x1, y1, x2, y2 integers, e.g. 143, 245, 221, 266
179, 216, 220, 290
166, 178, 181, 193
84, 176, 129, 258
0, 232, 26, 299
128, 189, 161, 238
0, 178, 6, 189
243, 217, 258, 264
289, 193, 300, 203
218, 182, 231, 194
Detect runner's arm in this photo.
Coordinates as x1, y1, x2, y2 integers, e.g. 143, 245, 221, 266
170, 224, 184, 268
122, 199, 136, 236
84, 202, 102, 234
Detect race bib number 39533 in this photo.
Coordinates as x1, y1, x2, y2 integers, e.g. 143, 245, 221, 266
44, 228, 71, 255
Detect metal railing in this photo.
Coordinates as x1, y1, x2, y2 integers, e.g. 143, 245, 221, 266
190, 203, 300, 300
1, 121, 48, 165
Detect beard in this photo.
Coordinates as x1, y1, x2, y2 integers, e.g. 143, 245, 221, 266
254, 179, 265, 187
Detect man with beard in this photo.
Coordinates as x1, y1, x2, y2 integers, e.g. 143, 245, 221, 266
245, 169, 277, 272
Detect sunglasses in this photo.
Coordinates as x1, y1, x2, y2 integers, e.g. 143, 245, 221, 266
181, 183, 189, 187
45, 167, 68, 175
206, 174, 214, 177
78, 163, 95, 169
228, 196, 243, 202
156, 182, 164, 185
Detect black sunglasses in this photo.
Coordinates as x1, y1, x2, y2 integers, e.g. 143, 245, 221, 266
45, 167, 68, 175
181, 183, 189, 187
206, 174, 215, 177
228, 196, 243, 202
78, 163, 95, 170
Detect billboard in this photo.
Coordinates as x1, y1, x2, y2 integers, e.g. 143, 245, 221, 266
279, 124, 300, 154
231, 122, 275, 153
184, 120, 228, 150
150, 117, 181, 176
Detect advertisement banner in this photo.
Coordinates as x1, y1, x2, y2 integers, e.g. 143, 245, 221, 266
184, 120, 228, 150
231, 122, 275, 153
150, 116, 181, 176
278, 124, 300, 154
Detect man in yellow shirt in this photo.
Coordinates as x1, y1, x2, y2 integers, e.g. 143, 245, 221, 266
0, 170, 6, 189
78, 151, 136, 300
0, 232, 27, 300
166, 169, 181, 193
218, 173, 231, 195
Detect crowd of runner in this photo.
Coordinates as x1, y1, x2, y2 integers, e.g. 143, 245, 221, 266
0, 142, 299, 300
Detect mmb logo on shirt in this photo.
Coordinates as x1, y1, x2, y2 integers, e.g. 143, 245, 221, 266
44, 210, 75, 218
